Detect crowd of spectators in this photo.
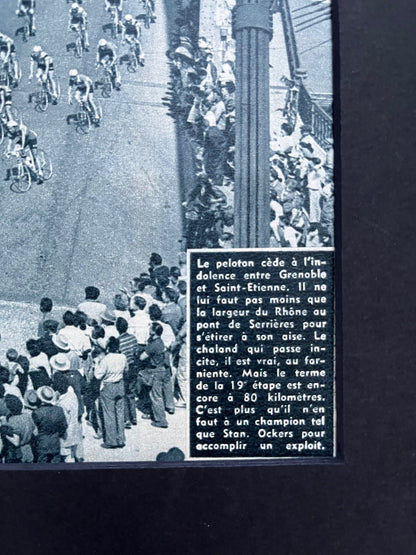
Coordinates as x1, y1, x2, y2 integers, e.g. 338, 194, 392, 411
165, 1, 334, 249
269, 122, 334, 247
0, 252, 188, 464
164, 0, 236, 249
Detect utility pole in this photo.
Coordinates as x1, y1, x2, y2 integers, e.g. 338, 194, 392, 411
233, 0, 273, 248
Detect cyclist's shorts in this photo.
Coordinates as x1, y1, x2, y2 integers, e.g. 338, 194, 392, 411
21, 0, 36, 8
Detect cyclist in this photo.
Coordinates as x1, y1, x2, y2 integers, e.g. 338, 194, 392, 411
105, 0, 123, 23
0, 83, 13, 121
68, 69, 100, 125
121, 14, 144, 66
96, 39, 121, 90
0, 32, 19, 85
5, 120, 42, 181
142, 0, 156, 22
29, 46, 58, 104
16, 0, 36, 36
68, 3, 90, 51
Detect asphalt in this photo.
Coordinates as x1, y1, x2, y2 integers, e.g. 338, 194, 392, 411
0, 0, 183, 308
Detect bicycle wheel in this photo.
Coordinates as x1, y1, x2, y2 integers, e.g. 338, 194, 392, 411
37, 149, 53, 180
102, 74, 112, 98
76, 107, 90, 134
35, 88, 48, 113
127, 52, 138, 73
75, 35, 83, 58
11, 162, 31, 193
22, 22, 29, 42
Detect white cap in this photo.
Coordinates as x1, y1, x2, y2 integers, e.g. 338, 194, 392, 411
71, 2, 79, 9
69, 68, 78, 77
7, 120, 18, 128
125, 14, 133, 21
32, 45, 41, 53
98, 39, 107, 47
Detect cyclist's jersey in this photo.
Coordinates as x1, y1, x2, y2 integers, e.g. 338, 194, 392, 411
31, 52, 54, 71
0, 35, 16, 54
73, 75, 94, 95
8, 125, 38, 148
70, 9, 87, 24
21, 0, 36, 9
108, 0, 122, 6
124, 21, 139, 36
98, 45, 117, 61
0, 85, 12, 104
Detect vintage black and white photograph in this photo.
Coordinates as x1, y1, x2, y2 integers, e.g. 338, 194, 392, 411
0, 0, 335, 465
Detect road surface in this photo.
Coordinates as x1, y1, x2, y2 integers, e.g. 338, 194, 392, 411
0, 0, 183, 307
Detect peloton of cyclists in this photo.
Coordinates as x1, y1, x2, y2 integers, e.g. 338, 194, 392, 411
96, 38, 121, 91
0, 32, 20, 86
16, 0, 37, 37
5, 119, 43, 181
68, 2, 90, 51
29, 45, 58, 104
121, 14, 145, 66
68, 68, 101, 125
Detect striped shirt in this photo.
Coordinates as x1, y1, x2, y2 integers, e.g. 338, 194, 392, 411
118, 332, 138, 366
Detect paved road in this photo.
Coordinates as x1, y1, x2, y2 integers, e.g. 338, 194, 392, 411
0, 0, 183, 307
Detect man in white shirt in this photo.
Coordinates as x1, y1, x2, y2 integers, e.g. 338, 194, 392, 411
77, 286, 107, 324
61, 311, 91, 356
128, 297, 150, 346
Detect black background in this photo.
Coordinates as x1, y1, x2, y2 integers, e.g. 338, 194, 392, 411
1, 0, 415, 553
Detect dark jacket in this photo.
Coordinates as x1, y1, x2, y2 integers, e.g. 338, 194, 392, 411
32, 405, 67, 456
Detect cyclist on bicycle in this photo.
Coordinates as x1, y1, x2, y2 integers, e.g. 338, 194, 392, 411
0, 33, 19, 85
29, 46, 58, 104
5, 120, 42, 181
16, 0, 36, 36
68, 69, 100, 125
96, 39, 121, 90
142, 0, 156, 22
121, 14, 144, 66
105, 0, 123, 22
0, 84, 14, 122
68, 3, 90, 51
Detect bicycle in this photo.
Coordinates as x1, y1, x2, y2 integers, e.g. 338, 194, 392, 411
75, 99, 102, 134
126, 40, 139, 73
0, 61, 21, 89
107, 6, 120, 39
143, 1, 152, 29
97, 62, 114, 97
33, 77, 60, 112
70, 25, 87, 58
6, 148, 52, 193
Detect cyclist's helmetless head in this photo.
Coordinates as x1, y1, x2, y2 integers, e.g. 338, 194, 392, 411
69, 69, 79, 84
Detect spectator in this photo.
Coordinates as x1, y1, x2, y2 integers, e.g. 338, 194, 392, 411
61, 311, 91, 357
94, 337, 126, 449
37, 297, 54, 337
161, 287, 182, 335
77, 286, 107, 324
128, 296, 150, 346
52, 372, 84, 463
0, 395, 35, 463
50, 353, 86, 422
32, 385, 68, 463
26, 338, 51, 377
37, 320, 60, 359
116, 317, 139, 428
140, 323, 175, 429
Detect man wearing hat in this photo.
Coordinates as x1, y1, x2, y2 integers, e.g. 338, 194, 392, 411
31, 385, 68, 463
52, 332, 81, 373
52, 372, 83, 463
50, 353, 86, 422
100, 309, 119, 345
